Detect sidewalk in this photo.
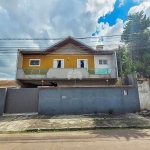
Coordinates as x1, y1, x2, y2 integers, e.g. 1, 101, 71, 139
0, 113, 150, 133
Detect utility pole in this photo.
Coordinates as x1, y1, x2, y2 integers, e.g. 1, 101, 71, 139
118, 46, 123, 85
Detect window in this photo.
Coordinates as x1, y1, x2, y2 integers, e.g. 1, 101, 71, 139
99, 60, 107, 65
103, 60, 107, 64
57, 60, 61, 68
99, 60, 103, 64
53, 59, 64, 68
29, 59, 40, 66
77, 59, 88, 68
80, 60, 84, 68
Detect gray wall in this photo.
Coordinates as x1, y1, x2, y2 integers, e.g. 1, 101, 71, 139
137, 81, 150, 109
0, 88, 6, 116
5, 88, 39, 114
55, 80, 115, 86
38, 87, 140, 115
123, 74, 134, 85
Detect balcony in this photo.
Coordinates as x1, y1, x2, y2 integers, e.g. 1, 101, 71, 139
16, 68, 117, 80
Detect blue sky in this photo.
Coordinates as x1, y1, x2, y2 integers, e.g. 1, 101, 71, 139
92, 0, 146, 37
98, 0, 139, 26
0, 0, 150, 79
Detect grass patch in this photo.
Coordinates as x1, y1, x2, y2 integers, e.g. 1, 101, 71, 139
53, 130, 60, 132
2, 126, 150, 134
8, 131, 15, 134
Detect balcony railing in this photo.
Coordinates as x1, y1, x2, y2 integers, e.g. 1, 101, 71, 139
17, 68, 117, 79
22, 68, 113, 75
23, 68, 49, 75
88, 68, 112, 75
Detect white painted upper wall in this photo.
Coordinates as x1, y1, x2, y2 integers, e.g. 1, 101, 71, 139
94, 55, 115, 69
18, 53, 23, 69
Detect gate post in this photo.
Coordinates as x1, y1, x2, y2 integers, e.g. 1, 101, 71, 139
0, 88, 6, 116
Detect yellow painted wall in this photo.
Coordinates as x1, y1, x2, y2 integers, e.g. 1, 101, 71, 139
22, 54, 94, 69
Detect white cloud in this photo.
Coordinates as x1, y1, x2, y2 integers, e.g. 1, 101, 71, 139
0, 54, 17, 79
129, 1, 150, 17
86, 0, 116, 20
119, 0, 124, 7
91, 19, 124, 50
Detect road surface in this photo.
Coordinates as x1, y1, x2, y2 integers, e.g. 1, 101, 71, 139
0, 129, 150, 150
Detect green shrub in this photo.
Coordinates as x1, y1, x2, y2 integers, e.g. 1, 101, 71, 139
108, 109, 114, 114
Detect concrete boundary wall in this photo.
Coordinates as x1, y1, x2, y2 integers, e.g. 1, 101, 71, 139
0, 86, 141, 116
137, 81, 150, 109
38, 87, 140, 115
0, 88, 6, 116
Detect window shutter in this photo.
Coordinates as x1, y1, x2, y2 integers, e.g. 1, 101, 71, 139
84, 60, 87, 68
61, 60, 64, 68
54, 60, 57, 68
77, 60, 80, 68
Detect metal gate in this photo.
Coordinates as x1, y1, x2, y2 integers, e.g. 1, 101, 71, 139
5, 88, 39, 114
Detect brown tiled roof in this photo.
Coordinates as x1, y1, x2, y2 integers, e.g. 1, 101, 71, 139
0, 80, 19, 88
19, 36, 114, 55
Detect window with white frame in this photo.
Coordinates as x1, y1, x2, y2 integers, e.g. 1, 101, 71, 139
77, 59, 88, 68
29, 59, 40, 66
53, 59, 64, 68
99, 60, 107, 65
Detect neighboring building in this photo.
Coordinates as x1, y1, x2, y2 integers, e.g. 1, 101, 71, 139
0, 80, 19, 88
16, 36, 118, 87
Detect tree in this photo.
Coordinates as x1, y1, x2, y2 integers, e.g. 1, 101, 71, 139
116, 47, 133, 77
122, 48, 133, 76
121, 11, 150, 77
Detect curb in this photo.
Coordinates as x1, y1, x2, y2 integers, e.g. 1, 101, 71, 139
25, 126, 150, 132
1, 126, 150, 134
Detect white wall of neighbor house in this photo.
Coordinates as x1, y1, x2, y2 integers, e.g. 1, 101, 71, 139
137, 80, 150, 110
112, 52, 117, 69
112, 52, 118, 79
16, 52, 23, 80
94, 53, 117, 78
94, 55, 114, 69
17, 53, 23, 68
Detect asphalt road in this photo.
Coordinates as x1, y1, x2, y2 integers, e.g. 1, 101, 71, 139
0, 129, 150, 150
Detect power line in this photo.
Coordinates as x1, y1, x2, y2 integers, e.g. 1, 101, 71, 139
0, 44, 149, 50
0, 33, 148, 40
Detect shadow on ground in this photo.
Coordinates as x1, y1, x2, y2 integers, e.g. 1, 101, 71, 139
0, 113, 150, 135
88, 129, 150, 141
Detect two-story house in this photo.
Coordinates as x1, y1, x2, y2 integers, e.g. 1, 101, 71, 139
16, 36, 118, 87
